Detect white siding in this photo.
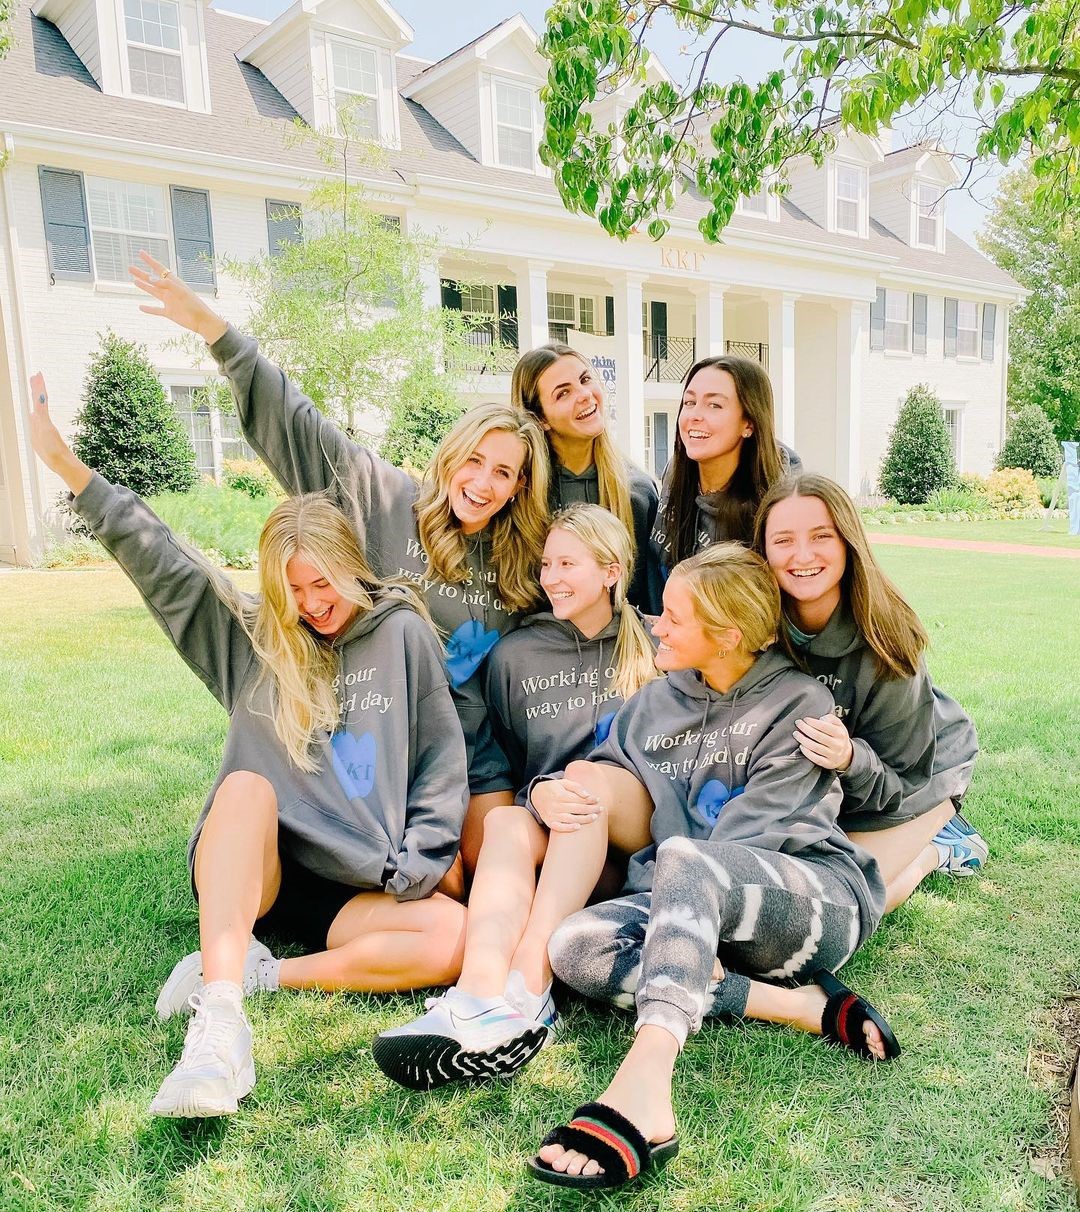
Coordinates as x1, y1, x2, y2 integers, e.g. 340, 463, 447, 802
51, 0, 103, 84
257, 34, 315, 125
869, 178, 912, 243
412, 70, 482, 160
784, 163, 827, 228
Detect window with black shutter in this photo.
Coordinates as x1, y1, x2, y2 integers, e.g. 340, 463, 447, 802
169, 186, 215, 288
38, 168, 93, 282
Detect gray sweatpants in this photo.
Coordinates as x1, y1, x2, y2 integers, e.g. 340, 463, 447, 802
549, 836, 863, 1047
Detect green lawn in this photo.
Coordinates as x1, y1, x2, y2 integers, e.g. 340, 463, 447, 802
2, 550, 1079, 1211
864, 514, 1077, 548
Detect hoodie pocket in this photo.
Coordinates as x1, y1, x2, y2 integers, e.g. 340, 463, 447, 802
278, 797, 392, 888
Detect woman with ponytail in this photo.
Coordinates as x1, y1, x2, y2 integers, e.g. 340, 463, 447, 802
755, 474, 984, 912
513, 344, 663, 614
28, 376, 468, 1120
372, 505, 659, 1091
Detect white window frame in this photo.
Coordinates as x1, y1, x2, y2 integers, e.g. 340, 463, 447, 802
168, 381, 255, 482
915, 181, 943, 250
123, 0, 185, 105
547, 291, 576, 326
493, 78, 537, 172
737, 189, 769, 217
956, 300, 979, 358
330, 38, 380, 138
578, 296, 596, 334
833, 161, 867, 236
883, 290, 911, 353
85, 175, 172, 283
942, 403, 965, 470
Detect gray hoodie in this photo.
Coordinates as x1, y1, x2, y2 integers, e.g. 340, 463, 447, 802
73, 473, 468, 901
788, 603, 978, 832
549, 463, 663, 615
209, 325, 520, 767
651, 443, 803, 575
572, 647, 884, 937
476, 610, 643, 803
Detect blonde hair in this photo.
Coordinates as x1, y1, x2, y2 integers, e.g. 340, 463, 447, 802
512, 343, 636, 557
209, 493, 430, 773
672, 542, 781, 657
753, 474, 928, 679
548, 504, 657, 700
415, 401, 550, 613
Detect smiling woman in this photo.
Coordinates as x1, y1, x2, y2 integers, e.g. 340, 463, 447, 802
128, 252, 549, 794
25, 373, 470, 1121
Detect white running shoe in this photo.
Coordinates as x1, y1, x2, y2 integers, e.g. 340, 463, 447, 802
371, 987, 547, 1091
149, 992, 255, 1118
155, 938, 277, 1020
504, 970, 558, 1038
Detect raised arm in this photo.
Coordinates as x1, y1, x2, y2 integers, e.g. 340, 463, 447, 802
129, 252, 415, 520
28, 374, 255, 710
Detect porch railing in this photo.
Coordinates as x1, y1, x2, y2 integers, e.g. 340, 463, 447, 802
451, 317, 520, 374
644, 333, 696, 382
725, 340, 769, 369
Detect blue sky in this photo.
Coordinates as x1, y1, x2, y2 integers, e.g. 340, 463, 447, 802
216, 1, 1000, 242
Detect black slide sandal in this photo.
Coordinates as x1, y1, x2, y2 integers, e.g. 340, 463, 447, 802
816, 968, 902, 1060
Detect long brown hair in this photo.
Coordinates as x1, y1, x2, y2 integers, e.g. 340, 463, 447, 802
661, 354, 783, 564
753, 474, 928, 679
512, 342, 636, 556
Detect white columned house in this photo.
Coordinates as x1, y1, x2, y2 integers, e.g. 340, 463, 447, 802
0, 0, 1024, 564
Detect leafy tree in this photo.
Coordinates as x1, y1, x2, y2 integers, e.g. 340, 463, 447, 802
74, 331, 197, 496
539, 0, 1080, 243
878, 383, 956, 504
0, 0, 12, 59
979, 166, 1080, 442
223, 121, 472, 465
996, 402, 1064, 475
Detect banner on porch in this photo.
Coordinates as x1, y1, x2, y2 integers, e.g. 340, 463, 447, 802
567, 329, 618, 423
1065, 442, 1079, 536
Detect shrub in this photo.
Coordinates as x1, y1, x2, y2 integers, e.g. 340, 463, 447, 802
925, 485, 991, 515
996, 404, 1064, 477
73, 332, 197, 496
1036, 474, 1061, 507
984, 468, 1043, 515
380, 362, 466, 469
878, 384, 956, 505
222, 458, 281, 500
149, 482, 277, 568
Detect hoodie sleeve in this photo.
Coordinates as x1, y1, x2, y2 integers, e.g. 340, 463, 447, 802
627, 465, 663, 616
469, 645, 520, 796
208, 324, 416, 521
71, 473, 254, 711
838, 666, 937, 823
384, 616, 469, 901
709, 680, 844, 854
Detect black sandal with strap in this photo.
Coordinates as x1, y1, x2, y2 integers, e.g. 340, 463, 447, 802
816, 969, 902, 1060
528, 1100, 680, 1190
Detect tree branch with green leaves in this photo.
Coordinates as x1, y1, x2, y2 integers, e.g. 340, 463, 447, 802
539, 0, 1080, 242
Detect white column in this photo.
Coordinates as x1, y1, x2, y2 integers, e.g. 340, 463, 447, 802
419, 259, 442, 313
514, 259, 553, 352
609, 271, 647, 466
833, 299, 865, 496
767, 291, 798, 447
693, 282, 726, 361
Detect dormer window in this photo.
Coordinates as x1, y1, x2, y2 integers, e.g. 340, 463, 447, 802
916, 182, 943, 248
737, 190, 769, 216
834, 163, 867, 234
331, 40, 379, 138
124, 0, 184, 104
493, 79, 536, 170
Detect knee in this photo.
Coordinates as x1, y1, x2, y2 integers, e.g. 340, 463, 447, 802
482, 803, 526, 841
210, 771, 276, 817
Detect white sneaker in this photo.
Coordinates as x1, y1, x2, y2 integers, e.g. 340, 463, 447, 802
371, 987, 547, 1091
504, 970, 558, 1038
155, 938, 277, 1020
149, 992, 255, 1118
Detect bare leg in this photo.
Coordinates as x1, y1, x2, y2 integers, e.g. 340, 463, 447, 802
537, 1025, 679, 1179
456, 806, 548, 997
277, 892, 467, 992
848, 798, 955, 911
502, 760, 653, 999
193, 772, 281, 985
460, 791, 515, 875
741, 975, 885, 1058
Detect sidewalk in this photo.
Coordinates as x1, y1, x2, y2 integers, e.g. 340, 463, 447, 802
869, 533, 1080, 559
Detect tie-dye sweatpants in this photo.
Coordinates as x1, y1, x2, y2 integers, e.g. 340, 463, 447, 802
548, 835, 864, 1047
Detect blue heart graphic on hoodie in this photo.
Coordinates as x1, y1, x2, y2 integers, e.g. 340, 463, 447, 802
331, 729, 377, 799
445, 619, 500, 688
694, 778, 745, 825
594, 711, 617, 746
